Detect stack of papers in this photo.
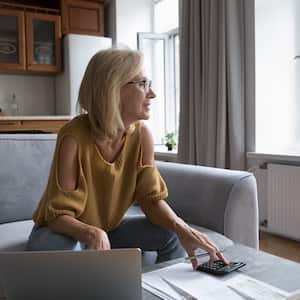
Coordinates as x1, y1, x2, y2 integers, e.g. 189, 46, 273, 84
142, 263, 292, 300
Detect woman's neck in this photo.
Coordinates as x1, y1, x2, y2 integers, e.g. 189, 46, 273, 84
95, 130, 126, 147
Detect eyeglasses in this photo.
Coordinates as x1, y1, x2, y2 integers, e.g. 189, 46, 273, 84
127, 78, 152, 92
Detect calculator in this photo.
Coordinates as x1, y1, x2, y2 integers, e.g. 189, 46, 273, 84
196, 260, 246, 276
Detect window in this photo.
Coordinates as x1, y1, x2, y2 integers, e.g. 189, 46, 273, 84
137, 0, 179, 152
255, 0, 300, 154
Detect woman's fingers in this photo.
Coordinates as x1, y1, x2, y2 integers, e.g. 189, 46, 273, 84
178, 225, 230, 269
190, 229, 230, 265
104, 238, 111, 250
191, 230, 217, 255
185, 230, 217, 267
192, 230, 218, 251
196, 231, 229, 264
186, 249, 198, 270
217, 251, 229, 264
87, 236, 111, 250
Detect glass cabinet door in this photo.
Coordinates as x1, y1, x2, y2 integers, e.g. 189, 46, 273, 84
0, 9, 25, 70
26, 12, 61, 72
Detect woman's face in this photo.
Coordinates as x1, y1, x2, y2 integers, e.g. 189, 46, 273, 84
120, 71, 156, 125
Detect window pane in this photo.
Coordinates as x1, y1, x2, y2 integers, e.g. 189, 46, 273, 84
152, 39, 166, 144
140, 36, 166, 145
174, 34, 180, 136
255, 0, 299, 154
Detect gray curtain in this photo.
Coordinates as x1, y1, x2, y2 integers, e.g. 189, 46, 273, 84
177, 0, 255, 170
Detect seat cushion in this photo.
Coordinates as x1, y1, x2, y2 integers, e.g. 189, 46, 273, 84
0, 220, 33, 251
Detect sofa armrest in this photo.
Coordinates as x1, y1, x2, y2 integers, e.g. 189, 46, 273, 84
156, 161, 259, 249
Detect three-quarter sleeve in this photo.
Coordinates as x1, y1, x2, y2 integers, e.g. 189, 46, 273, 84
33, 134, 88, 225
43, 167, 88, 222
134, 165, 168, 203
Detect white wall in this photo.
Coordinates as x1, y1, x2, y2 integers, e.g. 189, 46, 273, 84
0, 74, 56, 115
107, 0, 153, 49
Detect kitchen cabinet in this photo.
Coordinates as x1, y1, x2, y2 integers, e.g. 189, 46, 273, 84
0, 5, 61, 73
0, 117, 71, 133
26, 12, 61, 72
61, 0, 104, 36
0, 8, 25, 71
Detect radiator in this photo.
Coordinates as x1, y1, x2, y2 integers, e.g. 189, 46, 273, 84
267, 163, 300, 240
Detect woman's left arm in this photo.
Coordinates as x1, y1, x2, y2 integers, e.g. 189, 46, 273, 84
139, 123, 229, 269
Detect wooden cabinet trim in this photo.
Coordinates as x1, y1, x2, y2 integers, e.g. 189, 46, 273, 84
0, 2, 60, 14
0, 119, 70, 133
0, 120, 22, 126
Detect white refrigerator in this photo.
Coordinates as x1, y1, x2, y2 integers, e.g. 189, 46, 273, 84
55, 34, 112, 116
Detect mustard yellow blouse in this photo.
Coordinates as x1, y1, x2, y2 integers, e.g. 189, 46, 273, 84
33, 114, 168, 231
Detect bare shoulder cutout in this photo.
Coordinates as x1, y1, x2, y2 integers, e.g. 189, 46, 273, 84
57, 135, 79, 191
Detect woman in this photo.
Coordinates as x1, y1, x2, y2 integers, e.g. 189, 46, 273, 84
27, 48, 228, 269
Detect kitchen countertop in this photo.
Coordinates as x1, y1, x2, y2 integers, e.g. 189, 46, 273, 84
0, 116, 73, 120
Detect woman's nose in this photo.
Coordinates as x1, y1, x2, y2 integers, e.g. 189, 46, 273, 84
147, 88, 156, 99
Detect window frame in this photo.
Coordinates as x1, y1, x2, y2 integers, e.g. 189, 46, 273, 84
137, 29, 179, 147
137, 32, 169, 145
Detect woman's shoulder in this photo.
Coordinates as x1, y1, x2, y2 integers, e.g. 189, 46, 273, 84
136, 121, 153, 142
139, 122, 154, 165
127, 121, 154, 166
58, 114, 90, 140
130, 120, 147, 134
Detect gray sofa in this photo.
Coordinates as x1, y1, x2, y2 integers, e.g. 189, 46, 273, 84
0, 133, 259, 260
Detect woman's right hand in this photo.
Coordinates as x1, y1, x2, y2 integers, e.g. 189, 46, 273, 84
85, 226, 111, 250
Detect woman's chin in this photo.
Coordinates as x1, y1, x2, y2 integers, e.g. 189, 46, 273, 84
139, 111, 150, 120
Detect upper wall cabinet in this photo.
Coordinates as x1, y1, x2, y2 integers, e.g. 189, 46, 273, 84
0, 6, 61, 74
0, 8, 26, 71
26, 12, 61, 73
61, 0, 104, 36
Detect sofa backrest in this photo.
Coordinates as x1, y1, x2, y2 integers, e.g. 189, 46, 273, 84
0, 134, 57, 224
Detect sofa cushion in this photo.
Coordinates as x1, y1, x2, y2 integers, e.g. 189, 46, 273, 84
0, 134, 56, 224
0, 220, 34, 251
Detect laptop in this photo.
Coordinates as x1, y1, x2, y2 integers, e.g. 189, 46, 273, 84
0, 248, 141, 300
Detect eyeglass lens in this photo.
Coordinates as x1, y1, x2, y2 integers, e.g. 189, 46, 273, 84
144, 80, 151, 91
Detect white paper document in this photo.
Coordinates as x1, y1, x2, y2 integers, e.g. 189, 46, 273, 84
226, 274, 289, 300
142, 262, 291, 300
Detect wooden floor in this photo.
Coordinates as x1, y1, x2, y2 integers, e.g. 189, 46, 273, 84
259, 231, 300, 263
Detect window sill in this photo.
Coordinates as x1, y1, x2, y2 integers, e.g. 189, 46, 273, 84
247, 152, 300, 162
247, 152, 300, 169
154, 145, 178, 162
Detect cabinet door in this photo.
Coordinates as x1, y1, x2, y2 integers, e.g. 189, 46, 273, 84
25, 12, 61, 73
61, 0, 104, 36
0, 9, 26, 71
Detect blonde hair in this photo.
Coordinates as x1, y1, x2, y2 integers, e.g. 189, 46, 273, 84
78, 48, 143, 140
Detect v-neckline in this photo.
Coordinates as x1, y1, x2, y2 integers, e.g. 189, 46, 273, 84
94, 133, 128, 166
